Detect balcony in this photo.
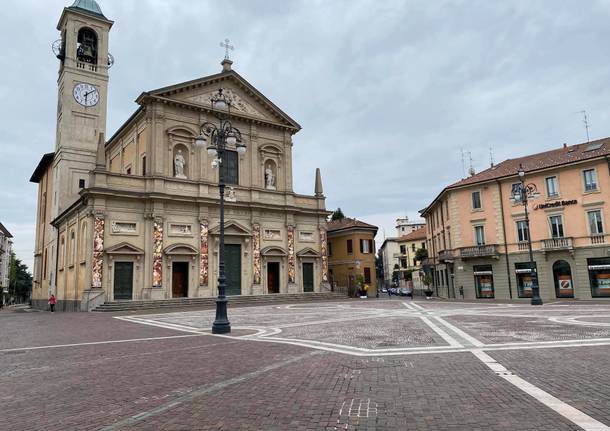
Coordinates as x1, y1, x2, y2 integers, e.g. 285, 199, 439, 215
459, 244, 499, 259
438, 250, 454, 262
591, 234, 606, 245
541, 237, 574, 254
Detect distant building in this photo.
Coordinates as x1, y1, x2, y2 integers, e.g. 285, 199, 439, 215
327, 218, 378, 296
396, 227, 427, 290
421, 138, 610, 301
0, 223, 13, 298
379, 217, 425, 288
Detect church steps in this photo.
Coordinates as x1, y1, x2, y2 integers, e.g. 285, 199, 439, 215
92, 292, 347, 312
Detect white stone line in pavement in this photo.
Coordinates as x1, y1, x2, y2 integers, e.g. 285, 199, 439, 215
548, 315, 610, 327
408, 302, 486, 347
0, 334, 204, 353
412, 303, 610, 430
115, 316, 211, 334
401, 302, 462, 348
472, 349, 610, 431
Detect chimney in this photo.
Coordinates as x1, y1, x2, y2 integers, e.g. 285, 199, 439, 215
563, 143, 568, 149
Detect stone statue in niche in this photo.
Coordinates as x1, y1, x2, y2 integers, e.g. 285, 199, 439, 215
265, 164, 276, 190
174, 150, 186, 179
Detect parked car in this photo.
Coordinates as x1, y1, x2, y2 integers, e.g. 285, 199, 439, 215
388, 287, 398, 296
380, 287, 388, 293
398, 287, 413, 297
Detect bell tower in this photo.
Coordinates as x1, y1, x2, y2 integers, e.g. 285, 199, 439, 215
52, 0, 113, 215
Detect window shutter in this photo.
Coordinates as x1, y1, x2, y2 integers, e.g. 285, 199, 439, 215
360, 239, 364, 253
368, 239, 373, 253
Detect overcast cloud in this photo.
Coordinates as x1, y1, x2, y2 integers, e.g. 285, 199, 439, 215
2, 0, 610, 269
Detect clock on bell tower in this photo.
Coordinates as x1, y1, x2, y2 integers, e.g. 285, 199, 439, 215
52, 0, 113, 215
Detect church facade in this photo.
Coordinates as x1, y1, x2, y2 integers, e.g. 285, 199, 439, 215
30, 0, 329, 311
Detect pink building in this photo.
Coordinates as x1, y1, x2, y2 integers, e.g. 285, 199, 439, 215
421, 138, 610, 301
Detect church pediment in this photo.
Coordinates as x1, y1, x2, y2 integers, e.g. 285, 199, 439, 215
296, 247, 321, 258
163, 243, 198, 255
261, 246, 287, 257
209, 220, 251, 237
105, 242, 144, 255
143, 71, 300, 130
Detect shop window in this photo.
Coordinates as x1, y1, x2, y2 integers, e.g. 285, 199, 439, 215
515, 262, 537, 298
474, 265, 494, 298
588, 257, 610, 298
553, 260, 574, 298
364, 267, 371, 284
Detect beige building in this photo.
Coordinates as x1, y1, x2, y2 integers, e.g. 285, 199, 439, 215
396, 227, 427, 290
0, 223, 13, 299
422, 138, 610, 301
30, 0, 329, 311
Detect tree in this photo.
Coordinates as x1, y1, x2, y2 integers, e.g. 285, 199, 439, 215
9, 253, 32, 303
415, 248, 428, 262
330, 208, 345, 221
391, 263, 401, 286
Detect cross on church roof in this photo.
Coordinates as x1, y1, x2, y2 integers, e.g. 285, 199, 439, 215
220, 38, 234, 60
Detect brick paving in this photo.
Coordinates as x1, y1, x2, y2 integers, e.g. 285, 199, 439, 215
2, 299, 610, 430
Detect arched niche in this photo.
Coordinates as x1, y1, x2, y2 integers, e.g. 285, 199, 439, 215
167, 127, 197, 179
259, 143, 283, 190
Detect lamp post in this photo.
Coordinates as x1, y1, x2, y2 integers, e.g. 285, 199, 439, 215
514, 165, 543, 305
195, 88, 246, 334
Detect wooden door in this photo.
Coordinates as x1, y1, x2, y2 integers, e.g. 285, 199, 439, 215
172, 262, 189, 298
267, 262, 280, 294
225, 244, 241, 296
114, 262, 133, 300
303, 263, 314, 292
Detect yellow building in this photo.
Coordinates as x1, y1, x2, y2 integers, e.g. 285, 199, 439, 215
327, 218, 378, 296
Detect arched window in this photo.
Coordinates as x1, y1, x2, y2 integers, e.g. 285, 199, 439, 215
553, 260, 574, 298
77, 27, 98, 64
69, 230, 76, 265
59, 236, 66, 268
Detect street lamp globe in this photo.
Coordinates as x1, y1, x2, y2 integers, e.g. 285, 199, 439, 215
226, 132, 237, 146
207, 145, 218, 157
236, 142, 246, 156
518, 168, 525, 180
213, 98, 227, 110
195, 133, 207, 147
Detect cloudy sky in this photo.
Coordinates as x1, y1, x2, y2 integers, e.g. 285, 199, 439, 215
2, 0, 610, 269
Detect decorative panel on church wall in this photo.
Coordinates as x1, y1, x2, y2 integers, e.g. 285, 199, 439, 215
199, 222, 209, 285
287, 225, 296, 284
252, 223, 261, 285
319, 228, 329, 283
92, 217, 105, 288
152, 220, 163, 287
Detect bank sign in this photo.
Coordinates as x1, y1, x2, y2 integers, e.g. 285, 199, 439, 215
533, 199, 577, 210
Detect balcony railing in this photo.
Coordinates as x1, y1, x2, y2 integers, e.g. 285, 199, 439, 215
459, 244, 498, 259
591, 234, 606, 245
438, 250, 454, 262
517, 242, 529, 251
542, 237, 573, 251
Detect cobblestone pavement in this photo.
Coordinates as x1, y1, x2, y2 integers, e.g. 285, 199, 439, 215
2, 299, 610, 430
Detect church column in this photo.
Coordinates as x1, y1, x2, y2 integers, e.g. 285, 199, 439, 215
287, 225, 296, 292
319, 227, 329, 289
252, 223, 261, 288
199, 219, 209, 287
91, 214, 105, 289
152, 217, 164, 288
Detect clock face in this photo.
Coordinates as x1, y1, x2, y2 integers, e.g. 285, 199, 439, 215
73, 83, 99, 107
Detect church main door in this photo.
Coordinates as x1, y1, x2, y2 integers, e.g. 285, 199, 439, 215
267, 262, 280, 294
172, 262, 189, 298
303, 263, 314, 292
225, 244, 241, 296
114, 262, 133, 300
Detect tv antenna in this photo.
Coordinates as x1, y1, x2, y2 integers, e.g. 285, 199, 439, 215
489, 146, 495, 167
580, 110, 591, 143
467, 151, 475, 176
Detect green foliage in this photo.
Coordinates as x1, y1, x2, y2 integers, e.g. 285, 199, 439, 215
8, 252, 32, 302
421, 274, 433, 288
415, 248, 428, 262
330, 208, 345, 221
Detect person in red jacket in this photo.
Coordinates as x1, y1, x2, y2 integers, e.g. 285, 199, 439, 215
48, 294, 56, 312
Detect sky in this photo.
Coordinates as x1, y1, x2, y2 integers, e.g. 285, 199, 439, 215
2, 0, 610, 270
